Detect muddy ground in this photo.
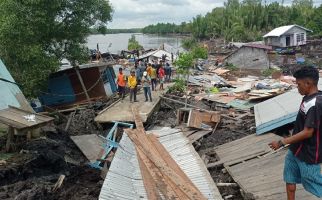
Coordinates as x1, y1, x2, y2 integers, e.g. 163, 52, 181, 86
0, 95, 255, 200
0, 109, 105, 200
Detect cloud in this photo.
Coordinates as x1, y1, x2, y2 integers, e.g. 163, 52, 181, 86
107, 0, 223, 28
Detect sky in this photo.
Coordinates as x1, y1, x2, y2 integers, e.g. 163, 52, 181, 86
107, 0, 322, 29
107, 0, 224, 29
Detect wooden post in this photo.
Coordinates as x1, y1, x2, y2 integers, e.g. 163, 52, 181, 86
5, 127, 14, 152
74, 66, 91, 104
185, 71, 190, 108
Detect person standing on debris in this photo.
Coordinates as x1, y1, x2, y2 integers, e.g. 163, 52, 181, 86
135, 65, 141, 85
146, 63, 152, 77
165, 62, 171, 82
128, 70, 138, 102
117, 67, 126, 100
269, 66, 322, 200
142, 71, 152, 102
158, 65, 165, 90
150, 66, 157, 91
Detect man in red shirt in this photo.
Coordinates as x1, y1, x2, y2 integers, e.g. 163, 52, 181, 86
117, 67, 126, 99
158, 65, 165, 90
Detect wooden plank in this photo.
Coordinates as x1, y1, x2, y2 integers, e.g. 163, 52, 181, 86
225, 149, 319, 200
188, 130, 212, 143
148, 134, 200, 193
0, 115, 27, 129
70, 134, 104, 163
136, 147, 172, 200
126, 129, 207, 200
130, 106, 207, 200
8, 106, 52, 122
5, 127, 14, 152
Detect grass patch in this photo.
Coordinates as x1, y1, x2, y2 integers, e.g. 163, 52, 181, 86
262, 68, 280, 77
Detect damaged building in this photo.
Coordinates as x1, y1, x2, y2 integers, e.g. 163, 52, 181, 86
39, 61, 117, 109
224, 44, 272, 69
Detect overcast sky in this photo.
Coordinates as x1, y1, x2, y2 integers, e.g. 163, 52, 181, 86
107, 0, 224, 29
107, 0, 322, 29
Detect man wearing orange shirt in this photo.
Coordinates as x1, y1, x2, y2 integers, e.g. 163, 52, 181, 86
117, 67, 126, 100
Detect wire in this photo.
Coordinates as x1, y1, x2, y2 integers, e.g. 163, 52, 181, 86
0, 77, 19, 86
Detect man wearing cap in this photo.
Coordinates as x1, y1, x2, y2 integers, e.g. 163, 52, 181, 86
128, 70, 138, 102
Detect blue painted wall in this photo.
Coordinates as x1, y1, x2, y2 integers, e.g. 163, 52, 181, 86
39, 74, 76, 106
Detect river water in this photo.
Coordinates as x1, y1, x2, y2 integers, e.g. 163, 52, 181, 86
86, 33, 183, 54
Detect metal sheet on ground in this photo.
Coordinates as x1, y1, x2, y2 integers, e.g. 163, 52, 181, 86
70, 134, 104, 163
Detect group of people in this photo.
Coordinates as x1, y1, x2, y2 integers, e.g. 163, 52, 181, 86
116, 60, 172, 103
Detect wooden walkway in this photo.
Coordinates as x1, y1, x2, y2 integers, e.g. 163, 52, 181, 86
95, 87, 166, 123
214, 133, 319, 200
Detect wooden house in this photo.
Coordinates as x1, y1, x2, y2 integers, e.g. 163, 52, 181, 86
263, 25, 312, 47
39, 61, 117, 108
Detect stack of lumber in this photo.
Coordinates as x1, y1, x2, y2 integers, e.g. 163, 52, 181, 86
126, 106, 206, 200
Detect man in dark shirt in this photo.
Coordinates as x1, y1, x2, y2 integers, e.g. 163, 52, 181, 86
269, 66, 322, 200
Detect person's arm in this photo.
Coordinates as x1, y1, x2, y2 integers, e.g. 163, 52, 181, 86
269, 127, 315, 150
269, 107, 317, 150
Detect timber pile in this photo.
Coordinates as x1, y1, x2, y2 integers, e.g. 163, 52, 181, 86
126, 106, 206, 200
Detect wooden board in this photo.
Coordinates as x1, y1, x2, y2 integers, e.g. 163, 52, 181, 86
209, 133, 282, 167
188, 130, 212, 143
0, 106, 53, 129
226, 149, 319, 200
188, 110, 220, 130
70, 134, 104, 163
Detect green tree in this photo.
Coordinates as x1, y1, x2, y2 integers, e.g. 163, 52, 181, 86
128, 35, 143, 51
0, 0, 113, 97
191, 46, 208, 59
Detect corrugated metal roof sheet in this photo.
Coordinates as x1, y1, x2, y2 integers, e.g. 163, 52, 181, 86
0, 59, 33, 111
255, 79, 322, 135
100, 128, 223, 200
263, 25, 312, 38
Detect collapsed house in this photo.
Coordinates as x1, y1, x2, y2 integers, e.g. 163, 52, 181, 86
224, 44, 272, 69
263, 24, 312, 47
39, 61, 117, 109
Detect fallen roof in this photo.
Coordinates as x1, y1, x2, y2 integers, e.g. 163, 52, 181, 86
99, 127, 223, 200
242, 44, 272, 50
58, 60, 115, 72
0, 59, 33, 112
255, 79, 322, 135
263, 24, 312, 38
139, 49, 174, 61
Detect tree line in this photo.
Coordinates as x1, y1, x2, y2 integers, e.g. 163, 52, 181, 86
0, 0, 113, 97
142, 0, 322, 42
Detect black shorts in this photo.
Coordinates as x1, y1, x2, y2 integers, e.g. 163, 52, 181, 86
118, 86, 125, 93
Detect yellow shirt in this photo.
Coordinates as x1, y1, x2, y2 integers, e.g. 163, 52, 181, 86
151, 68, 157, 79
128, 75, 137, 89
147, 66, 152, 76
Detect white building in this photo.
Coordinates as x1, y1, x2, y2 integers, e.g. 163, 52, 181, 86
263, 25, 312, 47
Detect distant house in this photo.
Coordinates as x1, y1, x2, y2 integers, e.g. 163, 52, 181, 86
263, 25, 312, 47
39, 61, 117, 109
225, 44, 272, 70
0, 59, 33, 112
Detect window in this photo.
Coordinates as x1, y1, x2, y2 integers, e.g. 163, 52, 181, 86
296, 33, 305, 44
